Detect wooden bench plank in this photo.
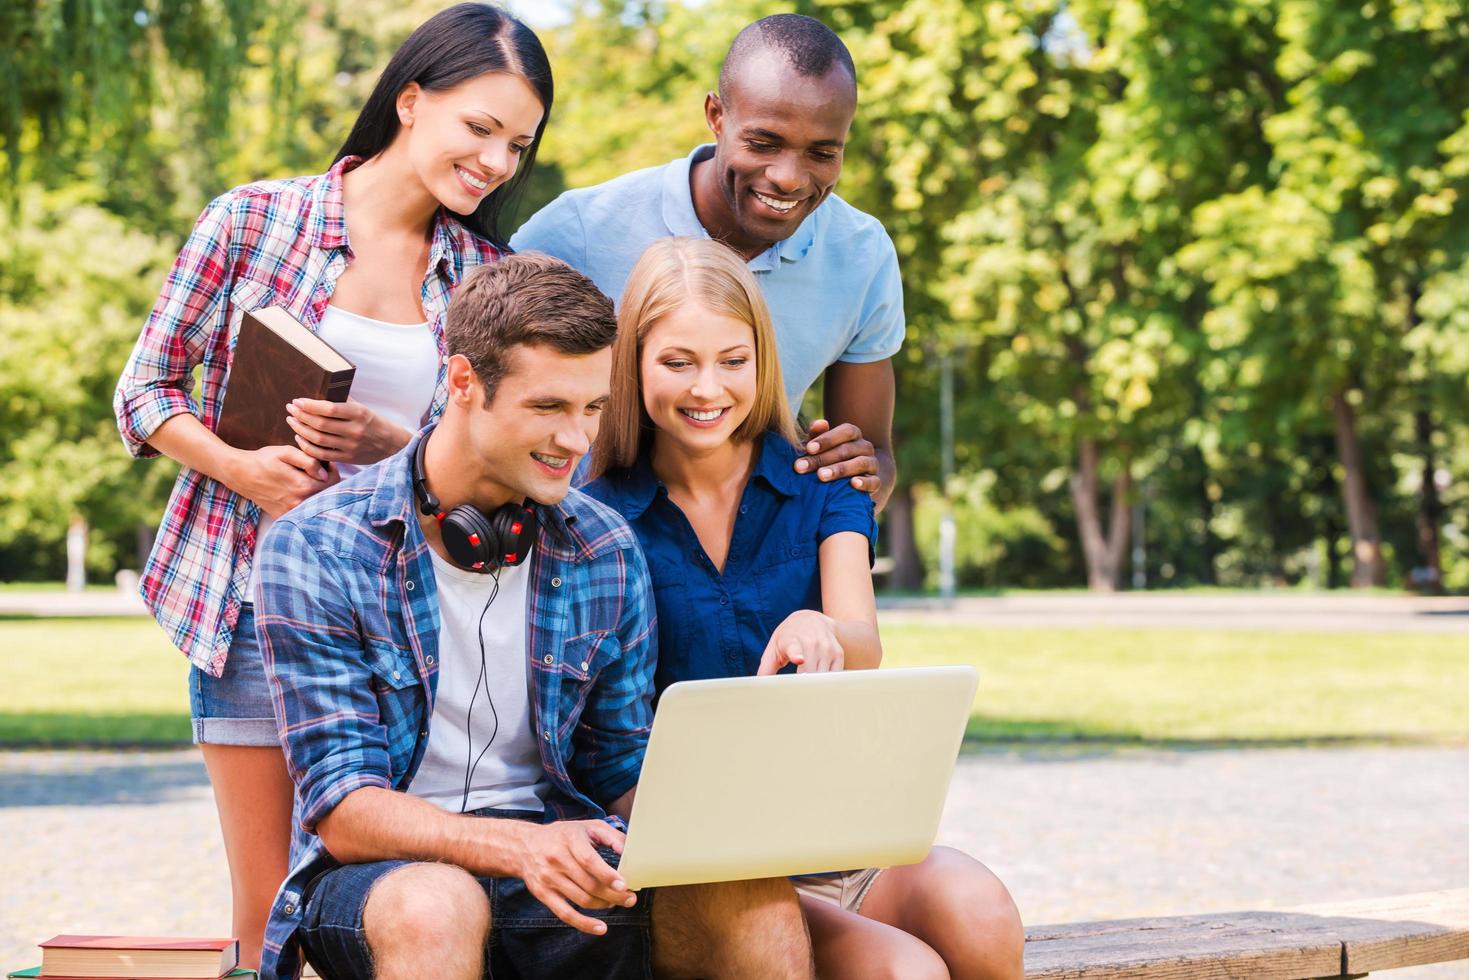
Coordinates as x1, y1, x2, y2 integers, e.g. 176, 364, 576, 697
1289, 889, 1469, 975
1024, 911, 1346, 979
1024, 889, 1469, 979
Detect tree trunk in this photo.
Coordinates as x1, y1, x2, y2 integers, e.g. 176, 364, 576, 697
1070, 438, 1133, 591
884, 483, 924, 592
1192, 446, 1219, 585
1414, 407, 1443, 593
1329, 390, 1387, 588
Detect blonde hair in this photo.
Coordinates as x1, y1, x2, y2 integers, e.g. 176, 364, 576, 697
591, 237, 799, 479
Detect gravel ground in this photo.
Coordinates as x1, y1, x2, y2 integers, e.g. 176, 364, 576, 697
2, 745, 1466, 977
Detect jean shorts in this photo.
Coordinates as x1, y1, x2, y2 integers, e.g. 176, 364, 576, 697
187, 604, 280, 746
296, 809, 654, 980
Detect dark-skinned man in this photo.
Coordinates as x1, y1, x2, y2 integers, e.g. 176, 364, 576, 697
514, 15, 1026, 980
513, 14, 899, 510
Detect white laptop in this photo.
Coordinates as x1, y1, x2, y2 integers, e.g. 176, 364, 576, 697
617, 665, 978, 891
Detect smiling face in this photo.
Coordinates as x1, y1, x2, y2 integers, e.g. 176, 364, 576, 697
451, 342, 611, 508
640, 301, 759, 456
701, 50, 856, 255
397, 71, 545, 216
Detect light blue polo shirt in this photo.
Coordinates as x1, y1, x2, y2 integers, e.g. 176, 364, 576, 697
511, 144, 905, 411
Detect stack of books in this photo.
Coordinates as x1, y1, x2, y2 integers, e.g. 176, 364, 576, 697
7, 936, 255, 979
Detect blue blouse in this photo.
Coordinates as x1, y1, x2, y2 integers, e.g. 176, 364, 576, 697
584, 431, 878, 692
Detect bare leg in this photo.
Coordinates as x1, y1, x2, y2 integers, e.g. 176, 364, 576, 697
362, 863, 490, 980
858, 847, 1024, 980
653, 877, 815, 979
801, 894, 949, 980
200, 744, 295, 971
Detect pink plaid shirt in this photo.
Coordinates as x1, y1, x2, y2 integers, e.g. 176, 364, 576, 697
114, 157, 506, 675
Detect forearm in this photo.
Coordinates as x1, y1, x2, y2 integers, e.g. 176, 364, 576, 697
607, 786, 636, 824
317, 786, 530, 877
147, 412, 246, 491
873, 445, 896, 514
835, 620, 882, 669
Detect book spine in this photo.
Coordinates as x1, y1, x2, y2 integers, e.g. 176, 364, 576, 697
324, 369, 355, 404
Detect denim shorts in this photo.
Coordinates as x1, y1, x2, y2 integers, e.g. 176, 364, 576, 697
187, 605, 279, 746
296, 809, 654, 980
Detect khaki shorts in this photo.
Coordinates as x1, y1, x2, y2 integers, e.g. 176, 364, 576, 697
790, 867, 886, 914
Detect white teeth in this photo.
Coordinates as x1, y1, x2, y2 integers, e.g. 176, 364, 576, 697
531, 453, 569, 469
754, 191, 797, 212
457, 166, 488, 190
681, 408, 725, 422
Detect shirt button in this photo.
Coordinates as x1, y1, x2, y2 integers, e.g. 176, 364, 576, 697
543, 731, 551, 741
543, 654, 555, 665
581, 661, 589, 671
283, 904, 295, 915
406, 581, 415, 591
719, 596, 729, 605
551, 576, 562, 588
739, 505, 748, 514
425, 655, 435, 666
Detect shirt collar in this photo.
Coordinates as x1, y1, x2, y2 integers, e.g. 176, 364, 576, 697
311, 156, 358, 251
601, 430, 804, 519
368, 428, 422, 531
662, 144, 819, 273
750, 430, 804, 498
312, 156, 473, 286
596, 453, 664, 522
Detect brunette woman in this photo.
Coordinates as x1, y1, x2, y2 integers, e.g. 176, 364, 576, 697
113, 5, 553, 966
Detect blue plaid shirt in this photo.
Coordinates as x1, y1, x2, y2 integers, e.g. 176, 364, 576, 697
253, 430, 657, 980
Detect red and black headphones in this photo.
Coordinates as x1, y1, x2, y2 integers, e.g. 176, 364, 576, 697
412, 426, 538, 573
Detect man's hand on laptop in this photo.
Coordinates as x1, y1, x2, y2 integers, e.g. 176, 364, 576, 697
511, 818, 636, 934
756, 610, 844, 675
795, 418, 881, 497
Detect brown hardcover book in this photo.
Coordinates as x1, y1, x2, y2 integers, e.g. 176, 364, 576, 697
36, 935, 239, 978
215, 307, 355, 451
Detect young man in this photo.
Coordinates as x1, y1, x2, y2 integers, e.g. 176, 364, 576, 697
512, 14, 899, 510
253, 254, 813, 980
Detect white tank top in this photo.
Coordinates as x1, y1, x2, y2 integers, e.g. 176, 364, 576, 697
249, 304, 438, 601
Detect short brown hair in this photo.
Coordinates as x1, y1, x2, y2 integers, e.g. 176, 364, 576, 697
445, 252, 616, 403
590, 237, 799, 479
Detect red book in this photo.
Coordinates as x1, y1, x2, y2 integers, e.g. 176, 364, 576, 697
35, 936, 239, 979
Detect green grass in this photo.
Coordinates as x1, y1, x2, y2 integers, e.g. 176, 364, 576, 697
1, 617, 191, 745
884, 626, 1469, 745
2, 617, 1466, 747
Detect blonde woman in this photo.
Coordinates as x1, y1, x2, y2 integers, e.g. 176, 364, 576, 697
584, 237, 1025, 980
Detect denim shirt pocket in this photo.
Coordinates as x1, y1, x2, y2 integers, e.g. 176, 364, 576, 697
559, 629, 621, 684
750, 529, 823, 637
362, 638, 420, 692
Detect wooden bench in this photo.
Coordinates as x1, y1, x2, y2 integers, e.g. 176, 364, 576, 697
1024, 889, 1469, 978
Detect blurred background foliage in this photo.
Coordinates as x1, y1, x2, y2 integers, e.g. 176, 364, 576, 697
2, 0, 1467, 593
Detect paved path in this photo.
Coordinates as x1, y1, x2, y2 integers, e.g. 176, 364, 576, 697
3, 745, 1465, 976
879, 592, 1469, 633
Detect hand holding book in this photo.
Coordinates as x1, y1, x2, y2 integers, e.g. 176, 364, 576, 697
220, 445, 336, 519
286, 397, 414, 465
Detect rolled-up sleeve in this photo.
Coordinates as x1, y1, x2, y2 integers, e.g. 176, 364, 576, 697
255, 520, 393, 832
571, 540, 657, 806
114, 194, 234, 458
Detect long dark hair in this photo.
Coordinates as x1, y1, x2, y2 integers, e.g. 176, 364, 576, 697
335, 4, 553, 247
